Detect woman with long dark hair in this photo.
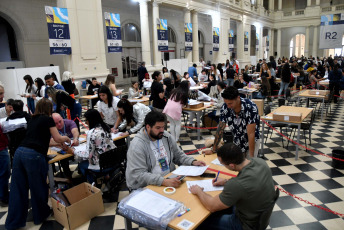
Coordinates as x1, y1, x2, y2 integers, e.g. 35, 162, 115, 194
114, 98, 151, 135
163, 81, 189, 142
75, 109, 115, 183
22, 75, 37, 114
33, 78, 45, 103
104, 74, 122, 96
278, 63, 291, 97
5, 99, 70, 229
97, 85, 120, 128
170, 69, 180, 88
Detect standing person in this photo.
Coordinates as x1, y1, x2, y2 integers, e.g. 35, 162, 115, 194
217, 63, 224, 82
188, 63, 198, 80
87, 77, 100, 109
270, 56, 277, 70
22, 75, 37, 114
128, 81, 142, 99
104, 74, 122, 97
202, 86, 260, 158
150, 71, 167, 129
329, 64, 342, 103
96, 85, 120, 128
114, 98, 151, 135
61, 71, 76, 98
256, 59, 262, 73
232, 61, 239, 74
253, 76, 271, 100
200, 58, 206, 68
163, 81, 189, 142
5, 99, 70, 229
208, 81, 226, 123
138, 62, 148, 89
226, 65, 237, 86
44, 74, 65, 98
278, 63, 291, 97
211, 64, 222, 81
0, 125, 9, 207
170, 69, 181, 88
33, 78, 46, 104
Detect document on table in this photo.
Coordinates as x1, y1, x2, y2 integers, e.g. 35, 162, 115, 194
211, 158, 223, 166
111, 132, 124, 139
172, 165, 209, 176
73, 143, 87, 152
8, 118, 27, 125
126, 189, 178, 219
78, 137, 86, 143
186, 179, 224, 193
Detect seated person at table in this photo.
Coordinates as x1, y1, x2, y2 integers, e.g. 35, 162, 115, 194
0, 99, 14, 119
87, 77, 100, 109
198, 69, 208, 83
126, 111, 206, 190
208, 82, 226, 123
252, 76, 271, 100
128, 81, 142, 99
75, 109, 116, 183
50, 113, 80, 180
233, 74, 246, 89
182, 72, 196, 87
189, 143, 276, 230
114, 98, 151, 135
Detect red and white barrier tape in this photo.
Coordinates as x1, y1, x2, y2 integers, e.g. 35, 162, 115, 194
73, 117, 89, 130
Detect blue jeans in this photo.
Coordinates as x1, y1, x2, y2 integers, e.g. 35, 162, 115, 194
197, 206, 242, 230
227, 78, 234, 86
78, 160, 94, 183
278, 81, 289, 96
5, 147, 50, 229
27, 97, 35, 114
0, 148, 10, 202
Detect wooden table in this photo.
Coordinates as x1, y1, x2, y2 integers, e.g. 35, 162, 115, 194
297, 90, 327, 121
318, 80, 329, 89
128, 96, 150, 106
182, 103, 213, 141
239, 87, 258, 99
125, 154, 237, 230
78, 94, 97, 108
261, 106, 313, 160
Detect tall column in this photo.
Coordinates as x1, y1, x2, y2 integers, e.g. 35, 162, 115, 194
152, 1, 161, 67
277, 28, 281, 59
267, 28, 272, 58
307, 0, 311, 7
184, 9, 192, 64
258, 27, 263, 59
312, 26, 318, 58
305, 26, 310, 58
215, 17, 229, 64
278, 0, 282, 10
192, 11, 199, 64
316, 0, 320, 5
270, 29, 274, 58
298, 34, 302, 57
236, 20, 244, 62
269, 0, 275, 11
139, 0, 152, 67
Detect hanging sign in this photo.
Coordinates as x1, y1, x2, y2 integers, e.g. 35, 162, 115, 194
244, 31, 249, 52
158, 19, 168, 51
185, 23, 193, 51
229, 29, 234, 52
45, 6, 71, 55
213, 27, 220, 51
105, 12, 122, 52
319, 14, 344, 49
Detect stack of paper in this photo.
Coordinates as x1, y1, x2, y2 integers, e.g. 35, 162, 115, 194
111, 132, 123, 140
186, 179, 224, 193
172, 165, 209, 176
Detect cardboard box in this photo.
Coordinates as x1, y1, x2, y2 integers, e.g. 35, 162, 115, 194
187, 102, 204, 109
252, 99, 264, 116
51, 183, 104, 230
272, 112, 302, 122
308, 90, 329, 96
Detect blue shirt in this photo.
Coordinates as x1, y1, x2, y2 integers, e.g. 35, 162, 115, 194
220, 98, 260, 153
188, 66, 198, 80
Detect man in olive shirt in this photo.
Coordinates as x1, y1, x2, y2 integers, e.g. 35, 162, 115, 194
189, 143, 276, 229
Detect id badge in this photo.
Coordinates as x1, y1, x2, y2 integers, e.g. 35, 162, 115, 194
158, 158, 169, 171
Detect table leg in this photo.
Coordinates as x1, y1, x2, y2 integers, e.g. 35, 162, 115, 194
196, 111, 201, 141
261, 121, 265, 154
126, 135, 131, 148
321, 98, 324, 122
48, 164, 55, 192
295, 123, 301, 160
124, 218, 133, 230
89, 99, 92, 109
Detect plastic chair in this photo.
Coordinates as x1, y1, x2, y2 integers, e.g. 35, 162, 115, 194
256, 188, 280, 230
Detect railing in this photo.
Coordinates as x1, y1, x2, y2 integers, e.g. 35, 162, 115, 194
322, 7, 332, 12
336, 5, 344, 11
283, 11, 292, 17
295, 10, 304, 16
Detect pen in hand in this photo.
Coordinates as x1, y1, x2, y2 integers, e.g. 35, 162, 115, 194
214, 171, 220, 182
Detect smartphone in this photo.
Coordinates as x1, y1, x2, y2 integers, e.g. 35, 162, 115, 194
200, 173, 216, 178
59, 150, 66, 155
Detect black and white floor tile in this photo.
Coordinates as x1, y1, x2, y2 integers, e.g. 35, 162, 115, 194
1, 95, 344, 230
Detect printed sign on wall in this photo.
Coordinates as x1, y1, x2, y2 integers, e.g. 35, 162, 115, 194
244, 31, 249, 52
105, 12, 122, 52
319, 14, 344, 49
45, 6, 71, 55
158, 19, 168, 51
229, 29, 234, 52
213, 27, 220, 52
185, 23, 193, 51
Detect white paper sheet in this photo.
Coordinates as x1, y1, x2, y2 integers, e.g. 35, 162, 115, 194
190, 86, 204, 90
211, 158, 223, 166
73, 143, 87, 153
126, 189, 178, 219
8, 118, 27, 125
172, 165, 209, 176
186, 179, 224, 193
78, 137, 86, 143
111, 132, 124, 140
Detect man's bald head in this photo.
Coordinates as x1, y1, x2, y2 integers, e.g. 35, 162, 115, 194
52, 113, 64, 130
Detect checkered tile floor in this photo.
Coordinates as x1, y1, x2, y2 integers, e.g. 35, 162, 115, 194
1, 95, 344, 230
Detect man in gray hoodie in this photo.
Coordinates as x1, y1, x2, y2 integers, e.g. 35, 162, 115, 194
126, 111, 206, 190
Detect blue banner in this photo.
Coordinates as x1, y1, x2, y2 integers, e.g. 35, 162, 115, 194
185, 23, 193, 51
45, 6, 71, 55
158, 19, 168, 51
229, 29, 234, 52
105, 12, 122, 52
213, 27, 219, 52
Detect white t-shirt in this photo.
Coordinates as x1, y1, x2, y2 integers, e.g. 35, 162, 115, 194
150, 140, 170, 176
215, 69, 221, 81
97, 96, 120, 126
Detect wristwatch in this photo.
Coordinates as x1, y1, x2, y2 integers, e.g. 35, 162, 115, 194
211, 147, 217, 153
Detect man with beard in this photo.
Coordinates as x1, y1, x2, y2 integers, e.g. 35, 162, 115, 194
126, 111, 206, 190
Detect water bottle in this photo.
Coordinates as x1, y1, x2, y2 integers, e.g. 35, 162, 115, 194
248, 82, 251, 88
300, 86, 302, 91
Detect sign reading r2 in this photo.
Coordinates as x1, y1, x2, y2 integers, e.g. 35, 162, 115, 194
325, 32, 337, 39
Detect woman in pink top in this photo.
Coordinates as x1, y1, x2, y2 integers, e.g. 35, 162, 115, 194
163, 81, 189, 142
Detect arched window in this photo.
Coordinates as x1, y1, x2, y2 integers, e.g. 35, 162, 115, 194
122, 23, 141, 42
289, 34, 305, 58
0, 16, 19, 61
168, 27, 176, 43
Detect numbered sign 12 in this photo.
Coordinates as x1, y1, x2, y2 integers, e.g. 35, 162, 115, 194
185, 23, 193, 51
105, 12, 122, 53
45, 6, 71, 55
158, 19, 168, 51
